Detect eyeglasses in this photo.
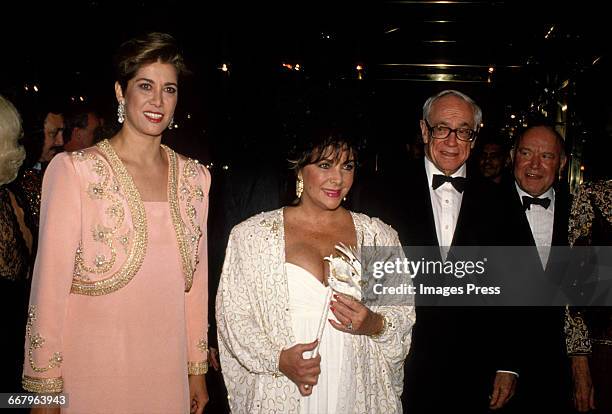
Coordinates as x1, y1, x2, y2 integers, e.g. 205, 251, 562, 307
424, 120, 477, 142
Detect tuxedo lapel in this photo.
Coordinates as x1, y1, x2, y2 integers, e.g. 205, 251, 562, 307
450, 187, 466, 247
450, 167, 493, 246
546, 189, 570, 275
389, 162, 443, 270
510, 186, 537, 246
451, 176, 474, 247
399, 162, 439, 247
551, 189, 569, 247
416, 163, 440, 247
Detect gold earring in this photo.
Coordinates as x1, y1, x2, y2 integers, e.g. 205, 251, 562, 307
296, 177, 304, 198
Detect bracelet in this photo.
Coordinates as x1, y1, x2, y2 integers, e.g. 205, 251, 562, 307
370, 313, 387, 339
188, 361, 209, 375
22, 375, 63, 393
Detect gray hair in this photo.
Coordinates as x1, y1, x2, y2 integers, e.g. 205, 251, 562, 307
0, 95, 26, 185
422, 89, 482, 128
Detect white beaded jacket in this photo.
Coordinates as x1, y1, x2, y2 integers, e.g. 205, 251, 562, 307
216, 208, 415, 414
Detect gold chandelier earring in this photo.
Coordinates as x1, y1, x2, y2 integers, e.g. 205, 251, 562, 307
296, 177, 304, 198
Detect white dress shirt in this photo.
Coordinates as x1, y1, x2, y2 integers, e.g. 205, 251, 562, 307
424, 157, 465, 259
515, 183, 555, 268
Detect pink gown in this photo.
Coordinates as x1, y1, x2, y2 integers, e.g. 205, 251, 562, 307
61, 203, 189, 413
22, 143, 210, 414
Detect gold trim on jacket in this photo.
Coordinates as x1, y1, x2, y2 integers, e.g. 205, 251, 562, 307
70, 140, 204, 296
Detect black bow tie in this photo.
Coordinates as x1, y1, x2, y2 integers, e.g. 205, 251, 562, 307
432, 174, 467, 193
522, 196, 551, 210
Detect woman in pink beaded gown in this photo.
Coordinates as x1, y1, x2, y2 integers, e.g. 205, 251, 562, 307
22, 33, 210, 414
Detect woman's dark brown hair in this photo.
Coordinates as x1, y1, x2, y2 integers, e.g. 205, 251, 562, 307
288, 127, 358, 174
113, 32, 188, 93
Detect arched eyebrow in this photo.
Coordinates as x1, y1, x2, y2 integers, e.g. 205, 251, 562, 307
317, 156, 356, 164
435, 120, 474, 129
134, 78, 178, 88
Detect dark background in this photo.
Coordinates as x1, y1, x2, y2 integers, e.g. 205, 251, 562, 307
1, 0, 610, 181
2, 3, 609, 411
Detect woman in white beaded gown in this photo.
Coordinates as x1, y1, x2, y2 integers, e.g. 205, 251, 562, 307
216, 126, 415, 413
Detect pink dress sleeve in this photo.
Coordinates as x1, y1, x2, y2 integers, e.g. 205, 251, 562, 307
22, 153, 81, 393
186, 164, 211, 375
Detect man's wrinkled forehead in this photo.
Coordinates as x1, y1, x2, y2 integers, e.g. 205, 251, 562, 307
517, 126, 565, 155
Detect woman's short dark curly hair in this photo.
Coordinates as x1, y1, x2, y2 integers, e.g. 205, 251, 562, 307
288, 123, 360, 174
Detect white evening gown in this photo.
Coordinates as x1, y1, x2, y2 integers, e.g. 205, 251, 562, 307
285, 263, 347, 414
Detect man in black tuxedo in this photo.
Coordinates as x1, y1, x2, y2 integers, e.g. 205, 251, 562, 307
502, 124, 573, 412
356, 90, 519, 413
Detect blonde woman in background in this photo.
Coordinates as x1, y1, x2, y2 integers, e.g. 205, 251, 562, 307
0, 95, 31, 393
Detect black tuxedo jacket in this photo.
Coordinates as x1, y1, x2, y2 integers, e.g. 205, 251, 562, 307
499, 181, 572, 412
504, 181, 569, 248
353, 160, 519, 413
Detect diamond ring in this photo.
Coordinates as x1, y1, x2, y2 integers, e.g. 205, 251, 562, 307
346, 321, 353, 330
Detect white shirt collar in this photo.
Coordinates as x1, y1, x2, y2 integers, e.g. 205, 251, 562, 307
515, 182, 555, 206
424, 156, 467, 188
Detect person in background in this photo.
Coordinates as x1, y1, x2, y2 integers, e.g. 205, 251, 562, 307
92, 123, 117, 145
22, 32, 210, 414
0, 95, 31, 393
39, 111, 64, 164
475, 136, 509, 185
62, 105, 102, 152
9, 105, 64, 260
565, 178, 612, 413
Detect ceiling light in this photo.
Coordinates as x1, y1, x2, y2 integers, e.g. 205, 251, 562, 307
544, 25, 555, 39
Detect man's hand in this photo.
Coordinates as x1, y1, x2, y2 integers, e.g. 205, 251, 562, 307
188, 374, 208, 414
571, 355, 596, 412
279, 340, 321, 396
489, 372, 517, 410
